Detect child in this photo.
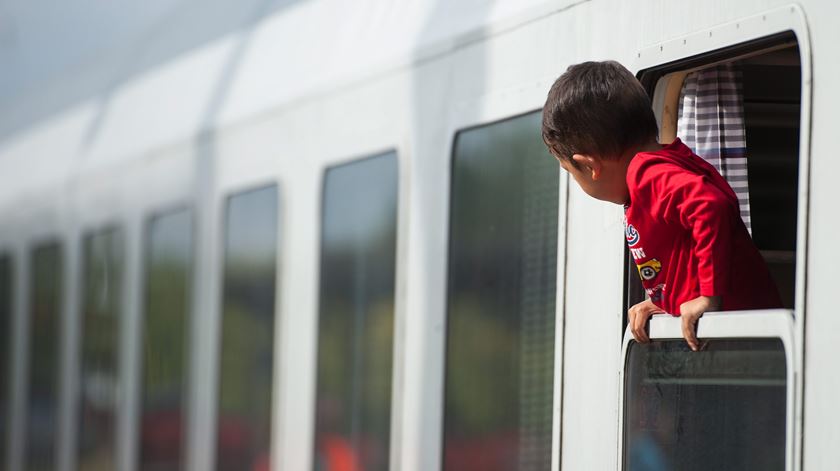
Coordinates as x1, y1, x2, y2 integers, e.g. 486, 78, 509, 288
541, 60, 782, 351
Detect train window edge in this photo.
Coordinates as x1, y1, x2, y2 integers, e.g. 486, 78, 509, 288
627, 30, 805, 320
618, 310, 795, 471
314, 150, 399, 471
625, 20, 810, 469
443, 111, 558, 471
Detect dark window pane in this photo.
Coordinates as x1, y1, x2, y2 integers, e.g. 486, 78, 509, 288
140, 210, 193, 471
623, 339, 786, 471
0, 255, 11, 471
78, 229, 123, 470
27, 242, 62, 471
443, 112, 558, 471
314, 152, 398, 471
216, 185, 278, 471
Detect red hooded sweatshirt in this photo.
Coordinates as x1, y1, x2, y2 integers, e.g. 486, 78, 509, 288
624, 138, 782, 314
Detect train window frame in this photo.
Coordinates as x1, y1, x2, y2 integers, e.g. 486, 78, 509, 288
441, 109, 563, 471
618, 310, 796, 470
627, 5, 812, 471
138, 206, 195, 471
629, 6, 812, 316
25, 239, 64, 471
215, 182, 279, 471
312, 150, 400, 471
77, 225, 125, 471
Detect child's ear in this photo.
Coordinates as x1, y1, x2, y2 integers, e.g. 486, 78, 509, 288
571, 154, 601, 180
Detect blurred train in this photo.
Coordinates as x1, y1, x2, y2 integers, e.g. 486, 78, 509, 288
0, 0, 838, 470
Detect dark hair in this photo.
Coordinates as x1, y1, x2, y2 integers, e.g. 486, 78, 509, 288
542, 60, 658, 167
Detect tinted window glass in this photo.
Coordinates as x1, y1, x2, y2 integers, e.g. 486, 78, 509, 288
0, 255, 11, 470
314, 152, 398, 471
623, 339, 786, 471
216, 185, 278, 471
78, 229, 123, 470
27, 242, 62, 471
140, 210, 193, 470
444, 112, 558, 471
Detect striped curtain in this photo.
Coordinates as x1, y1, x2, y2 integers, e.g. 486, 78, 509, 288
677, 64, 751, 233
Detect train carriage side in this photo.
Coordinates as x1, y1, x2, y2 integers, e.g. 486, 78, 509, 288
0, 1, 838, 471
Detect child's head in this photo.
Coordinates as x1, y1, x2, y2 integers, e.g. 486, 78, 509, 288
542, 61, 658, 203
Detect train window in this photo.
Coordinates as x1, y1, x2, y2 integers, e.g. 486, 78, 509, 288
216, 185, 278, 471
623, 336, 787, 470
140, 210, 193, 470
624, 27, 804, 471
630, 33, 802, 313
314, 151, 398, 471
78, 228, 124, 471
26, 242, 62, 471
0, 255, 11, 470
443, 111, 558, 471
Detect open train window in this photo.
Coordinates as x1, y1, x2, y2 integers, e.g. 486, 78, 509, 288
623, 8, 810, 470
627, 31, 803, 314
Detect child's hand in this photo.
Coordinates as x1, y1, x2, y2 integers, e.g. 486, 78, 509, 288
678, 295, 722, 351
628, 298, 664, 343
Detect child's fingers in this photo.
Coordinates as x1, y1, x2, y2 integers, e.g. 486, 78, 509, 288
682, 314, 699, 352
629, 300, 662, 344
628, 306, 642, 342
627, 308, 638, 341
633, 309, 650, 343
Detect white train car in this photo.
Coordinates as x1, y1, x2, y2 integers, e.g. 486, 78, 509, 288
0, 1, 837, 470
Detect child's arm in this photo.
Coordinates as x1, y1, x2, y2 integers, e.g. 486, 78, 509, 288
671, 173, 734, 350
636, 159, 739, 299
673, 178, 732, 350
679, 295, 721, 351
633, 158, 739, 349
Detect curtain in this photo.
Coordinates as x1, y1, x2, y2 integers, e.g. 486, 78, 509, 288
677, 64, 751, 233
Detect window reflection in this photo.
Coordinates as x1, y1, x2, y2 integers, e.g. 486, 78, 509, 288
623, 339, 786, 471
444, 112, 558, 471
216, 185, 278, 471
78, 229, 123, 471
27, 242, 62, 471
0, 255, 11, 470
140, 210, 193, 471
314, 152, 398, 471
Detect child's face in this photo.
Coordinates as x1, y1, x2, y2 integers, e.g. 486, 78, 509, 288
556, 152, 630, 205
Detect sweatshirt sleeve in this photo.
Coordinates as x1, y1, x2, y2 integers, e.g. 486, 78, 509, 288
632, 159, 735, 296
